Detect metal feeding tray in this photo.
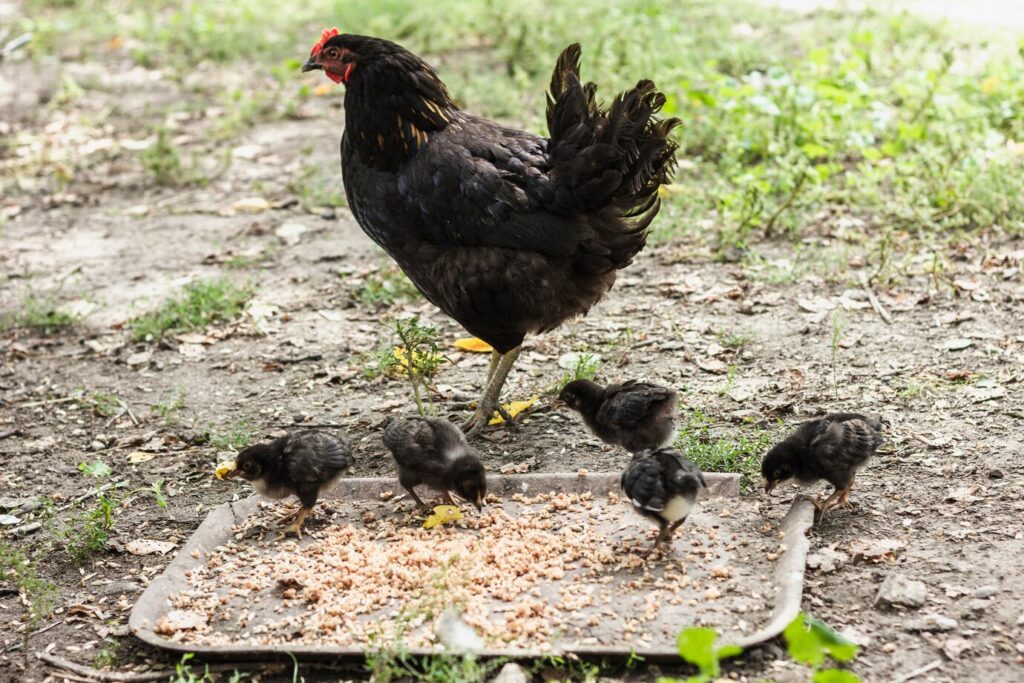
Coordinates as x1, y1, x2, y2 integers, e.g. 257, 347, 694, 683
130, 473, 814, 661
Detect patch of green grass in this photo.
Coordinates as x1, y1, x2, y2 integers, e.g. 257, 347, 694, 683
139, 128, 186, 186
367, 648, 504, 683
554, 351, 602, 392
85, 391, 121, 418
208, 417, 257, 451
0, 540, 60, 663
716, 330, 753, 350
674, 409, 776, 488
154, 390, 187, 425
129, 279, 253, 342
93, 638, 120, 670
352, 267, 421, 306
169, 653, 248, 683
2, 293, 76, 333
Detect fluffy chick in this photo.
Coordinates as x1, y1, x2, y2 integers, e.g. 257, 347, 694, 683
558, 379, 678, 453
620, 447, 706, 552
762, 413, 883, 513
382, 416, 486, 511
225, 430, 353, 539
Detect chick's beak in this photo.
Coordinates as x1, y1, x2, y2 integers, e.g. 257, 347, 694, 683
551, 399, 567, 410
301, 57, 322, 73
764, 479, 777, 495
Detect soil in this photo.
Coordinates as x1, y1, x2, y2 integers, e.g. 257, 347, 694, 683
2, 30, 1024, 683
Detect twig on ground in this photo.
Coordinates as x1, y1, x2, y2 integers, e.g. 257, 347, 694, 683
15, 396, 80, 408
859, 272, 893, 324
0, 428, 23, 439
893, 659, 943, 683
37, 652, 284, 682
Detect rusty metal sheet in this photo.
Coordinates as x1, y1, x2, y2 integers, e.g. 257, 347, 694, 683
130, 473, 813, 661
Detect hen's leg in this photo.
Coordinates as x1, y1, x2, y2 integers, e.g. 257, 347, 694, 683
464, 347, 522, 438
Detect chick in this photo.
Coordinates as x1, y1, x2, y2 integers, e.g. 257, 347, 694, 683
558, 379, 678, 453
762, 413, 883, 514
382, 416, 486, 512
224, 430, 353, 539
620, 447, 706, 552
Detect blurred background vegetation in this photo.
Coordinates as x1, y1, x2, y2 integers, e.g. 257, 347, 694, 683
9, 0, 1024, 259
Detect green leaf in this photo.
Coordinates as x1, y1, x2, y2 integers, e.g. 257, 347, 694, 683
806, 616, 860, 662
716, 644, 743, 659
676, 627, 718, 674
800, 142, 830, 159
784, 613, 824, 667
813, 669, 861, 683
80, 460, 112, 479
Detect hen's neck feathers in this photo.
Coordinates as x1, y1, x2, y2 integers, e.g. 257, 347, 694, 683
343, 49, 458, 170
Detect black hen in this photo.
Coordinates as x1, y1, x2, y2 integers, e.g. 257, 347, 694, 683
558, 378, 677, 453
302, 30, 680, 437
225, 430, 353, 539
382, 416, 487, 511
762, 413, 883, 514
620, 447, 706, 552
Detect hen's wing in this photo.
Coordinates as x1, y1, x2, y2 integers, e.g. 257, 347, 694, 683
596, 381, 675, 428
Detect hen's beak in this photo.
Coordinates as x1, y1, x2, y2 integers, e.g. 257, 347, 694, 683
301, 58, 322, 73
764, 479, 778, 495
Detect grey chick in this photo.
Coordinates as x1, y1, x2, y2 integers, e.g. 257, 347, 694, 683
762, 413, 883, 514
558, 379, 678, 453
382, 416, 486, 511
620, 447, 706, 552
224, 430, 353, 539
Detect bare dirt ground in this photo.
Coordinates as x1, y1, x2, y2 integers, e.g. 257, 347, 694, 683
2, 23, 1024, 683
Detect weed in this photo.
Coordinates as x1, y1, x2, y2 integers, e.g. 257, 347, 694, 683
784, 612, 861, 681
658, 626, 741, 683
139, 128, 186, 186
716, 331, 753, 350
93, 638, 120, 669
715, 365, 739, 396
554, 352, 601, 392
674, 409, 776, 489
208, 417, 258, 451
829, 309, 846, 400
0, 541, 60, 663
169, 653, 248, 683
58, 460, 115, 564
392, 316, 448, 415
154, 390, 187, 425
129, 279, 253, 342
86, 391, 122, 418
352, 267, 421, 306
2, 293, 75, 333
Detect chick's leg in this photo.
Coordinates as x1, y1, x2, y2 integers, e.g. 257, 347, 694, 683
836, 472, 856, 509
277, 506, 311, 540
464, 347, 522, 438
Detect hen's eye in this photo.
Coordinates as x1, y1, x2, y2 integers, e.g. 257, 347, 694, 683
325, 47, 340, 60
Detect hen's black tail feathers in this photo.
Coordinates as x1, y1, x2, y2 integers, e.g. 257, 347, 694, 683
546, 43, 681, 270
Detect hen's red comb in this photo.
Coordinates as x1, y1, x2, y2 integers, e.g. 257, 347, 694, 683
310, 27, 340, 57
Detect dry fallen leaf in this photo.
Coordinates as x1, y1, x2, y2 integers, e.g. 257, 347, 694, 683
127, 450, 155, 464
423, 505, 463, 530
125, 539, 176, 556
215, 461, 235, 480
231, 197, 271, 213
313, 83, 333, 97
489, 397, 539, 425
453, 337, 494, 353
848, 538, 905, 564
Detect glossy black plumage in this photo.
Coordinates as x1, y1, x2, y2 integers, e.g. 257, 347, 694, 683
382, 416, 487, 511
227, 430, 354, 538
559, 379, 677, 453
620, 447, 706, 551
304, 33, 679, 437
762, 413, 883, 513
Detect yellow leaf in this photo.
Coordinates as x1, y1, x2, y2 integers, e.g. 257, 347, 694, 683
453, 337, 493, 353
488, 396, 539, 425
313, 83, 333, 97
980, 76, 1000, 94
391, 346, 444, 377
422, 505, 463, 529
127, 450, 155, 464
214, 461, 235, 480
